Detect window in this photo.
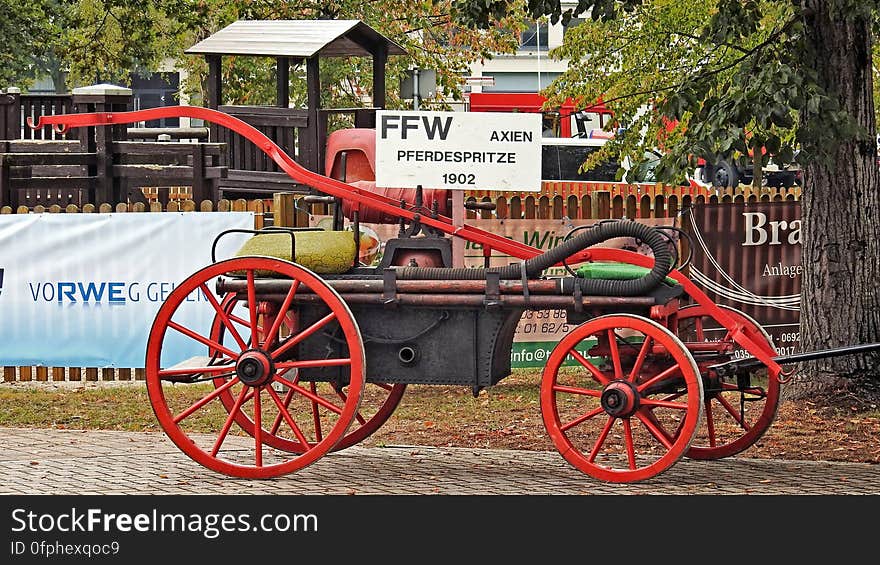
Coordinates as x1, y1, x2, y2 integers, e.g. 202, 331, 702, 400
483, 72, 561, 92
519, 22, 549, 50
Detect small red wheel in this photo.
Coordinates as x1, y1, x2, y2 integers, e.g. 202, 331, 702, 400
676, 304, 780, 459
209, 293, 405, 452
145, 257, 365, 479
541, 314, 703, 483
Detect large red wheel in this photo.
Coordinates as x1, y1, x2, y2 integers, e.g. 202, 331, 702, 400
676, 304, 780, 460
145, 257, 365, 479
209, 292, 405, 452
541, 314, 703, 483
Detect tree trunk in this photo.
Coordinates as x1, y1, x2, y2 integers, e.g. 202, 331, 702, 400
790, 1, 880, 403
751, 137, 763, 188
47, 53, 66, 94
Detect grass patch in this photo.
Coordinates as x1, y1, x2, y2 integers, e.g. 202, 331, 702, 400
0, 371, 548, 435
0, 384, 230, 432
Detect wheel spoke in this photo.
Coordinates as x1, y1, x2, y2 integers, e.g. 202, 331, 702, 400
636, 363, 681, 393
254, 388, 263, 467
310, 382, 323, 443
634, 411, 674, 449
266, 386, 312, 448
587, 416, 615, 463
628, 337, 653, 382
560, 406, 605, 432
269, 388, 295, 435
271, 312, 338, 361
551, 384, 602, 397
228, 312, 262, 334
569, 349, 611, 385
246, 270, 259, 348
639, 397, 690, 411
638, 409, 676, 445
622, 419, 636, 470
264, 280, 300, 349
211, 387, 250, 457
672, 413, 687, 440
159, 363, 235, 379
716, 394, 750, 430
704, 400, 717, 447
334, 387, 367, 426
375, 383, 394, 392
607, 329, 623, 380
274, 375, 345, 415
276, 358, 352, 370
202, 286, 248, 351
173, 377, 240, 423
167, 320, 239, 360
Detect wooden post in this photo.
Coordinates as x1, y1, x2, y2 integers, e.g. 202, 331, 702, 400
372, 43, 387, 109
452, 191, 465, 267
191, 143, 206, 203
206, 55, 222, 144
0, 140, 9, 209
273, 192, 296, 227
1, 88, 21, 140
299, 57, 321, 174
276, 57, 290, 108
72, 84, 132, 204
0, 91, 18, 207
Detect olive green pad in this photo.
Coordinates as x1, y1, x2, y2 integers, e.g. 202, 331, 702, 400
576, 261, 678, 286
235, 231, 356, 275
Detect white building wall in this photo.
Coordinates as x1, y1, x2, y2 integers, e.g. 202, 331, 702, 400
465, 8, 577, 95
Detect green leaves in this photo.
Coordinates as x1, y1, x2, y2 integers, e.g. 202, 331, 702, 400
453, 0, 877, 185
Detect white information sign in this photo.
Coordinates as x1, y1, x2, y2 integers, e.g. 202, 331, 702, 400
0, 212, 253, 368
375, 110, 542, 191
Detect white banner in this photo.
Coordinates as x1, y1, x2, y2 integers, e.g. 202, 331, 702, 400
375, 110, 542, 191
0, 212, 254, 368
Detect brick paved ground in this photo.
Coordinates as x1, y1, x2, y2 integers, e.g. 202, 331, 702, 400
1, 427, 878, 495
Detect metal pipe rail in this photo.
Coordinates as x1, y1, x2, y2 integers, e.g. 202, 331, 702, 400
219, 277, 570, 295
710, 342, 880, 377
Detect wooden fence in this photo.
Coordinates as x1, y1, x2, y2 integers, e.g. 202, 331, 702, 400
463, 183, 801, 221
1, 184, 801, 383
0, 138, 227, 209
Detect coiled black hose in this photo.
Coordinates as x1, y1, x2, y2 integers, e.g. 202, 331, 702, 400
393, 220, 674, 296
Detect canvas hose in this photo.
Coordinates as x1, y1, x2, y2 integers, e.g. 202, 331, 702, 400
392, 220, 674, 296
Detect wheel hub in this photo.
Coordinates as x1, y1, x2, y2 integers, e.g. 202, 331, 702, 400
600, 381, 640, 418
236, 349, 275, 387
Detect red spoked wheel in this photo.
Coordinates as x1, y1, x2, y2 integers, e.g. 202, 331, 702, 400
209, 293, 405, 452
145, 257, 365, 479
676, 304, 780, 460
541, 314, 703, 483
